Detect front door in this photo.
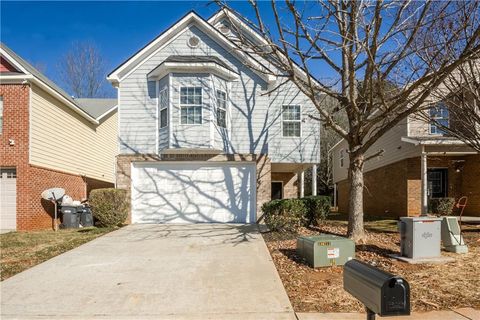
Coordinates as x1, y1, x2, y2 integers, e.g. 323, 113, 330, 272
427, 168, 448, 198
271, 182, 283, 200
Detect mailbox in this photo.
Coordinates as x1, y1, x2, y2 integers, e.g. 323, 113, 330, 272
344, 260, 410, 318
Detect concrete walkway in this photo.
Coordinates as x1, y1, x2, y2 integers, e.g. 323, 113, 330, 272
0, 224, 294, 319
297, 308, 480, 320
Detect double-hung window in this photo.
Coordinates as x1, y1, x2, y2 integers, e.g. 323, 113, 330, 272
429, 103, 449, 135
159, 89, 168, 128
339, 149, 344, 168
180, 87, 202, 125
282, 105, 301, 137
216, 90, 227, 128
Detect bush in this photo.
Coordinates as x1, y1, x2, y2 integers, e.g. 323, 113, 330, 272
89, 188, 128, 227
429, 197, 455, 216
262, 199, 307, 232
302, 196, 331, 226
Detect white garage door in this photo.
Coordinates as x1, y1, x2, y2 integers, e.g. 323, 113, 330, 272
0, 168, 17, 231
131, 162, 256, 223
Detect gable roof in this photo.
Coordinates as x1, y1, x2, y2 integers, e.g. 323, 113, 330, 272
0, 43, 116, 124
208, 8, 323, 88
107, 11, 275, 86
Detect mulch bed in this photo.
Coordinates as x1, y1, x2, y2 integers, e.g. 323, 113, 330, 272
262, 220, 480, 313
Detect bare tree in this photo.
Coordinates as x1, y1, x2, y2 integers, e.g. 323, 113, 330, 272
59, 41, 107, 98
216, 0, 480, 240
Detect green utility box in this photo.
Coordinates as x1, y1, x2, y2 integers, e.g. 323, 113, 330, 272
297, 234, 355, 267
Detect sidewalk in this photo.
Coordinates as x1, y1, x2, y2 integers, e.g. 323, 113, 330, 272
296, 308, 479, 320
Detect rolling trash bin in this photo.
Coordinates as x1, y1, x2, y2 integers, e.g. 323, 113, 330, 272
60, 206, 80, 228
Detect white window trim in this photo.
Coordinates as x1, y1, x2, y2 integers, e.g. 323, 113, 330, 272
281, 104, 302, 138
429, 104, 449, 135
215, 89, 228, 129
178, 85, 203, 126
339, 149, 345, 168
159, 87, 168, 129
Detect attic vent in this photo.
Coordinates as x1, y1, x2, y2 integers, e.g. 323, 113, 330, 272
188, 36, 200, 48
219, 25, 230, 35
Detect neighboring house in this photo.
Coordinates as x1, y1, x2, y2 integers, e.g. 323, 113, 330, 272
0, 43, 118, 231
331, 104, 480, 218
108, 10, 320, 224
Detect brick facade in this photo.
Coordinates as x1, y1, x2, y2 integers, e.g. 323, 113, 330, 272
0, 84, 113, 231
116, 153, 272, 223
337, 155, 480, 217
271, 172, 298, 199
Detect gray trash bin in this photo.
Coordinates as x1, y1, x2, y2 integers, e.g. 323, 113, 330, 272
60, 206, 80, 228
79, 206, 94, 227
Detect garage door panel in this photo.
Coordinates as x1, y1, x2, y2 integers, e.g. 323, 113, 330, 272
132, 163, 255, 224
0, 168, 17, 231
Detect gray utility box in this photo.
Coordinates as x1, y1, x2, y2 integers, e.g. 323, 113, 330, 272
297, 234, 355, 267
399, 217, 442, 259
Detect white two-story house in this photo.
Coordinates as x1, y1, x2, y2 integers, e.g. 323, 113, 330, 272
107, 10, 320, 224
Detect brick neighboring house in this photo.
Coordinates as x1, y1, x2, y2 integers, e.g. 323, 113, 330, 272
0, 43, 118, 231
331, 105, 480, 218
108, 10, 321, 224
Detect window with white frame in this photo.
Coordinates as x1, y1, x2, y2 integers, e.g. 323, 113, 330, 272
0, 96, 3, 134
216, 89, 227, 128
429, 103, 449, 135
180, 87, 202, 125
339, 149, 344, 168
159, 89, 168, 128
282, 105, 301, 137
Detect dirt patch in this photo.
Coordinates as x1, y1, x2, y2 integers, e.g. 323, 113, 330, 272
263, 220, 480, 313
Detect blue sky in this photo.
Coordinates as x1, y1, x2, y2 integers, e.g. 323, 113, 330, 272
1, 1, 276, 97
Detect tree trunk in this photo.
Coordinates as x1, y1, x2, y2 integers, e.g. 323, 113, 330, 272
347, 151, 365, 242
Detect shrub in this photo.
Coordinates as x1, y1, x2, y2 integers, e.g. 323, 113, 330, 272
262, 199, 308, 232
302, 196, 331, 226
89, 188, 128, 227
429, 197, 455, 216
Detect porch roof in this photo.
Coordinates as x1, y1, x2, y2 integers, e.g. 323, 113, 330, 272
401, 136, 466, 146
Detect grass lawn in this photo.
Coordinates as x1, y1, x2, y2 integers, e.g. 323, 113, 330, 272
0, 227, 115, 281
263, 213, 480, 313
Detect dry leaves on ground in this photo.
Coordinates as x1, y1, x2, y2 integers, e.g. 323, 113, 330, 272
263, 221, 480, 313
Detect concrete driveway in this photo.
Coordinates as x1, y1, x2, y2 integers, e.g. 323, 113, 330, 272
0, 224, 294, 319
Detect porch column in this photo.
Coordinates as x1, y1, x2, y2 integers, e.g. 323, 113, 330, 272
333, 183, 337, 208
311, 165, 317, 196
421, 147, 428, 216
299, 170, 305, 198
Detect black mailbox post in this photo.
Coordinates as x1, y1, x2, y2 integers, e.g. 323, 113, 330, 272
344, 260, 410, 319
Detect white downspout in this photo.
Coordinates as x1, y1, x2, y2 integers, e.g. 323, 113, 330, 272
299, 170, 305, 198
311, 165, 317, 196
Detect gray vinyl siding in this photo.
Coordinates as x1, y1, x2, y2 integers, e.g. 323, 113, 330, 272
118, 79, 157, 154
118, 24, 320, 163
